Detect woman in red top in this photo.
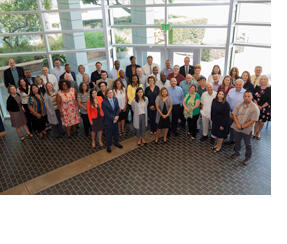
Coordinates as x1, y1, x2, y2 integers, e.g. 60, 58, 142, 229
218, 75, 233, 96
87, 88, 105, 148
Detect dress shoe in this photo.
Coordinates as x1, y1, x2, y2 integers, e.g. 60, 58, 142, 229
231, 152, 239, 159
200, 136, 208, 141
107, 147, 112, 153
114, 143, 123, 149
174, 132, 179, 136
225, 140, 235, 145
241, 158, 250, 165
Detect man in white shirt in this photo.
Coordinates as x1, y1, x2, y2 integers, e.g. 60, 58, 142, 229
157, 72, 170, 90
151, 66, 160, 83
51, 59, 65, 81
41, 67, 58, 92
209, 73, 222, 92
136, 67, 147, 90
200, 83, 217, 141
110, 60, 121, 80
250, 65, 262, 87
142, 56, 159, 77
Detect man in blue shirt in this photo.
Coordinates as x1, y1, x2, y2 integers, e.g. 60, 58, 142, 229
226, 79, 246, 144
180, 74, 198, 96
168, 77, 184, 136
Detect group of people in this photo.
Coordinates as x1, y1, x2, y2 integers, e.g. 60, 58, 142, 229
4, 56, 271, 164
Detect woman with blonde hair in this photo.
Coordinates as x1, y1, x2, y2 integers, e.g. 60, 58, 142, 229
76, 64, 88, 84
192, 64, 202, 83
155, 87, 173, 143
253, 75, 271, 140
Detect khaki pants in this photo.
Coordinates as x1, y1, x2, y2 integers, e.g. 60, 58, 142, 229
202, 115, 215, 138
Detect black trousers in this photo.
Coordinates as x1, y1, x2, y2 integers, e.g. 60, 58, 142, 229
234, 131, 252, 159
187, 114, 200, 137
171, 104, 182, 133
105, 122, 119, 147
81, 113, 90, 136
148, 108, 157, 133
23, 104, 33, 132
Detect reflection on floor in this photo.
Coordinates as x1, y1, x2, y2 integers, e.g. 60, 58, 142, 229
39, 125, 271, 195
0, 120, 135, 193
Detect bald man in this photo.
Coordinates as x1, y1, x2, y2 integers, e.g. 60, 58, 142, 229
4, 59, 25, 88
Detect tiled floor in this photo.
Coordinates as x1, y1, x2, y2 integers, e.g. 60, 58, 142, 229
38, 125, 271, 195
0, 120, 136, 193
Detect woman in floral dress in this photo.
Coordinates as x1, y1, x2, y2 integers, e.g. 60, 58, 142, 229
253, 75, 271, 140
57, 79, 81, 138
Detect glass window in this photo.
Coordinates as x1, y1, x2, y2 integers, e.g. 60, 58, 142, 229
168, 28, 227, 45
235, 25, 271, 45
200, 49, 225, 76
114, 28, 164, 45
232, 46, 271, 79
0, 34, 45, 53
115, 47, 134, 70
238, 3, 271, 23
168, 6, 229, 26
1, 0, 37, 11
109, 0, 165, 5
111, 7, 164, 25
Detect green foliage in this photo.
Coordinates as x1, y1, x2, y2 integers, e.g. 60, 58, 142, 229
201, 49, 210, 62
42, 54, 66, 67
168, 18, 208, 45
115, 35, 128, 53
84, 32, 105, 48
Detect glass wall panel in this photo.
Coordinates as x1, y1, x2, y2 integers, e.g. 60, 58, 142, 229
235, 25, 271, 45
238, 3, 271, 23
168, 6, 229, 25
200, 49, 225, 76
168, 28, 227, 45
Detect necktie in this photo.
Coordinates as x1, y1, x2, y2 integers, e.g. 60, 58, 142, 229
109, 99, 114, 110
116, 71, 119, 79
150, 65, 152, 75
185, 66, 188, 75
46, 75, 49, 83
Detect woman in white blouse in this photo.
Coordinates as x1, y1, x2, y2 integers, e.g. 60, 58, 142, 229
113, 79, 128, 135
76, 65, 88, 85
208, 65, 223, 84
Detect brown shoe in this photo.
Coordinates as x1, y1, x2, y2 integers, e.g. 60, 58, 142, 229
231, 153, 239, 159
241, 158, 250, 165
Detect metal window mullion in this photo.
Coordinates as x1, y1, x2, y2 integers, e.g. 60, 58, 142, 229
101, 0, 111, 73
108, 2, 230, 8
223, 0, 235, 76
235, 22, 271, 26
36, 0, 53, 69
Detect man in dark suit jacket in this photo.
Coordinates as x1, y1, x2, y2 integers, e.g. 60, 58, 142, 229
125, 56, 141, 83
101, 89, 123, 153
24, 69, 35, 85
4, 59, 25, 88
91, 61, 107, 84
179, 56, 194, 77
59, 64, 77, 81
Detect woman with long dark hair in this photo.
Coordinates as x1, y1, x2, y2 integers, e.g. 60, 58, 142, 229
113, 79, 128, 135
17, 78, 33, 132
218, 75, 234, 96
78, 82, 90, 137
229, 67, 239, 85
7, 85, 33, 141
87, 89, 104, 148
241, 71, 254, 93
28, 84, 47, 138
131, 87, 149, 146
210, 90, 231, 152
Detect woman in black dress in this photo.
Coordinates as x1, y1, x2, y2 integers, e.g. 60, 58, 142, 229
155, 87, 173, 143
145, 76, 160, 135
211, 90, 231, 152
253, 75, 271, 140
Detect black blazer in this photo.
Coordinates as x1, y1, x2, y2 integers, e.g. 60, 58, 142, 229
25, 77, 35, 85
102, 97, 120, 126
6, 94, 21, 112
179, 65, 195, 77
4, 67, 25, 87
125, 64, 141, 82
60, 71, 76, 81
91, 70, 107, 83
243, 81, 254, 93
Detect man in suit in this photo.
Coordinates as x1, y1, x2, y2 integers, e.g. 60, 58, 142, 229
95, 71, 114, 91
24, 69, 35, 85
60, 64, 77, 81
91, 62, 107, 87
142, 56, 159, 77
4, 59, 25, 88
179, 56, 194, 77
102, 89, 123, 153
